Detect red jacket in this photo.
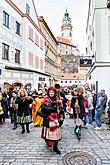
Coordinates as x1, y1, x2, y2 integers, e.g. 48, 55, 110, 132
84, 99, 88, 114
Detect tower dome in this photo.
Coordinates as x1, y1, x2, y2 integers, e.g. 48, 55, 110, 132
61, 8, 73, 42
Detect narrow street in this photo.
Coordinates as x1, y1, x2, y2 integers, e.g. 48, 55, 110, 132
1, 0, 110, 164
0, 115, 110, 165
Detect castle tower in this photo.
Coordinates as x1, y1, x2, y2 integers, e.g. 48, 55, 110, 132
61, 8, 73, 42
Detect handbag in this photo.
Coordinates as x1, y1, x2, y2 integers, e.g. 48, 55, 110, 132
36, 106, 47, 118
37, 110, 46, 117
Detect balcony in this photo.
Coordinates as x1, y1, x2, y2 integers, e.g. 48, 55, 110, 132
107, 0, 110, 8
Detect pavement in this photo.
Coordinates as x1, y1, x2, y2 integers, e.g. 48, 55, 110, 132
0, 115, 110, 165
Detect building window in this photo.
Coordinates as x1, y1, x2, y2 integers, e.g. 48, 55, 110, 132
35, 33, 39, 46
65, 81, 67, 83
40, 58, 43, 70
26, 3, 30, 15
90, 41, 92, 51
39, 77, 45, 81
40, 38, 43, 50
28, 52, 33, 66
29, 26, 33, 41
15, 21, 20, 35
35, 56, 39, 69
15, 49, 20, 63
75, 81, 77, 83
61, 81, 63, 83
3, 11, 9, 28
2, 43, 9, 60
70, 81, 72, 83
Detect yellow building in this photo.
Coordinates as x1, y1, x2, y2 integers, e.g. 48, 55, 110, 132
38, 16, 60, 86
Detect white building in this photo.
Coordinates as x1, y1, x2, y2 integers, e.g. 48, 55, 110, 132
86, 0, 110, 96
0, 0, 50, 90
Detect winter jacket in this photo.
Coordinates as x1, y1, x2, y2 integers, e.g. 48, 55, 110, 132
15, 97, 33, 117
96, 92, 105, 111
41, 95, 63, 128
88, 96, 93, 110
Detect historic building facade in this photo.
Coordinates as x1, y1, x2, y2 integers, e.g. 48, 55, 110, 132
38, 16, 59, 86
86, 0, 110, 96
56, 9, 85, 87
0, 0, 51, 90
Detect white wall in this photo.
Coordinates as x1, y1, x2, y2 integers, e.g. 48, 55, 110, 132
95, 9, 110, 62
11, 0, 39, 27
86, 0, 110, 62
86, 0, 110, 99
0, 0, 45, 69
87, 67, 110, 98
95, 0, 106, 7
23, 18, 45, 72
0, 0, 48, 89
0, 0, 22, 66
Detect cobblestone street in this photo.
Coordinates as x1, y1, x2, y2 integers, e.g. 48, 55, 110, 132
0, 115, 110, 165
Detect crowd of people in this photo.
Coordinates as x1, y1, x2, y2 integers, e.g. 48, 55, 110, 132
0, 84, 109, 154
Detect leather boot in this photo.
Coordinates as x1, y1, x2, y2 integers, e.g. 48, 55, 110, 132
26, 123, 30, 133
53, 143, 61, 154
21, 124, 25, 134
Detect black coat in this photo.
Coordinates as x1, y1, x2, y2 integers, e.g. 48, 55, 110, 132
15, 97, 33, 117
78, 96, 85, 119
57, 91, 67, 109
71, 95, 85, 119
41, 102, 57, 127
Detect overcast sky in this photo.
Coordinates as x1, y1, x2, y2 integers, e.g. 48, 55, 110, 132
36, 0, 89, 55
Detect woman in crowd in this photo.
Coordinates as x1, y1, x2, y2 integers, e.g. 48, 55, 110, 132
32, 90, 44, 127
41, 86, 62, 154
15, 89, 33, 133
71, 87, 85, 140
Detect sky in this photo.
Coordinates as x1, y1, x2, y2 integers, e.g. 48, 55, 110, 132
35, 0, 89, 55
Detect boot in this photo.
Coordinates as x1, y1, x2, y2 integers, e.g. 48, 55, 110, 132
13, 124, 17, 130
26, 123, 30, 133
21, 129, 25, 134
21, 124, 25, 134
53, 143, 61, 155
